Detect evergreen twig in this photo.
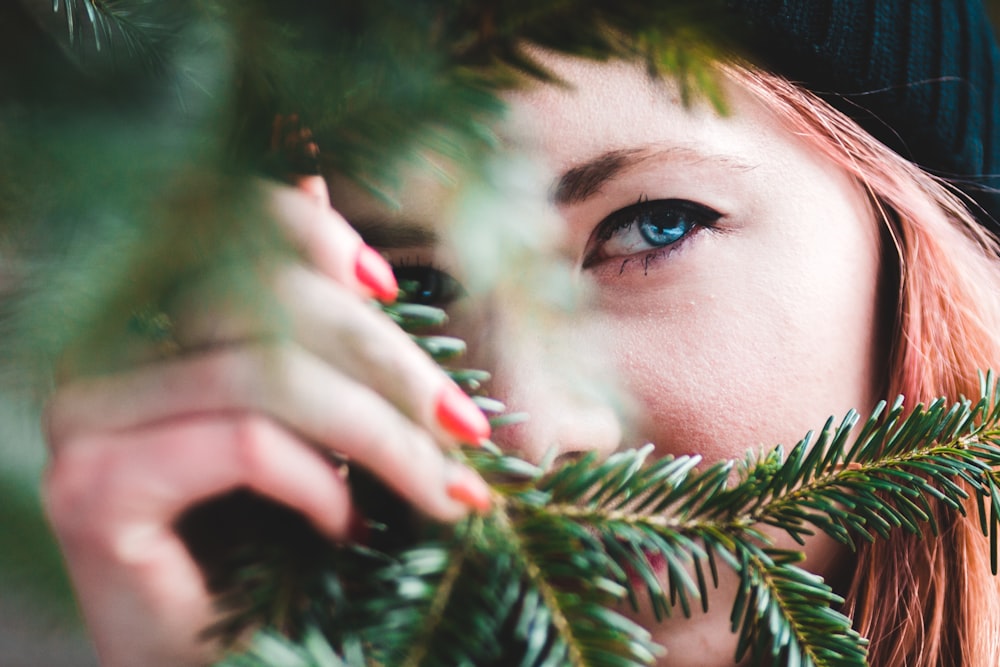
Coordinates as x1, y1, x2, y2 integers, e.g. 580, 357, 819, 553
48, 0, 179, 73
209, 297, 1000, 667
9, 3, 1000, 665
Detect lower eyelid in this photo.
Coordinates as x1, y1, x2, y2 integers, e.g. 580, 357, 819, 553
584, 199, 722, 265
584, 224, 710, 275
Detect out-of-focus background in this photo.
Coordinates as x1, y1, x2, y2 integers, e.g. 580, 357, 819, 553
1, 396, 96, 666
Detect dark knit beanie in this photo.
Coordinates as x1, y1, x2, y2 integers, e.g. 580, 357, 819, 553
7, 1, 1000, 232
729, 0, 1000, 234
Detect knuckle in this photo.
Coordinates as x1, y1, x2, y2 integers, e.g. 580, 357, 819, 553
43, 445, 116, 547
41, 457, 85, 528
252, 342, 302, 400
185, 345, 277, 405
189, 342, 301, 414
229, 413, 280, 476
188, 351, 243, 395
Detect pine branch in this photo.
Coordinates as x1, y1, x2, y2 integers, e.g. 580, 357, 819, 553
11, 3, 1000, 665
734, 392, 1000, 548
731, 546, 867, 667
506, 449, 863, 666
43, 0, 182, 74
489, 503, 655, 666
206, 296, 1000, 667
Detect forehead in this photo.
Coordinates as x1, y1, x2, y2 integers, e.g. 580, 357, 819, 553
327, 53, 828, 231
499, 53, 771, 174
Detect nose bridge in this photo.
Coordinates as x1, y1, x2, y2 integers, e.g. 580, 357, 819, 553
474, 303, 625, 465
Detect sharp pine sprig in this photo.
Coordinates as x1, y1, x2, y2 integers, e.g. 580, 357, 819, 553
211, 294, 1000, 667
50, 0, 178, 71
19, 3, 1000, 664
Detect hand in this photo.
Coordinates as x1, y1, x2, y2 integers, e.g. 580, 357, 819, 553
42, 176, 492, 666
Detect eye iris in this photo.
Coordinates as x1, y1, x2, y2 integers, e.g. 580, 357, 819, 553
638, 213, 688, 247
583, 198, 722, 270
393, 267, 463, 306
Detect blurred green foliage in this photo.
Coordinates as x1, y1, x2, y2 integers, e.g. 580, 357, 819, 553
0, 0, 724, 662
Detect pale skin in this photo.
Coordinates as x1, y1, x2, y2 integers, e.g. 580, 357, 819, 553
43, 53, 883, 667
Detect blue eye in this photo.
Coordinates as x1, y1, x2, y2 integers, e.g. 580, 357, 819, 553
393, 266, 466, 306
638, 217, 688, 246
584, 198, 721, 268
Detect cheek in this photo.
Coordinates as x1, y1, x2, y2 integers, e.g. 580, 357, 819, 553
605, 206, 882, 463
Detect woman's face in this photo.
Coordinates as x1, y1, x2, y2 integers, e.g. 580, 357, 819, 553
332, 55, 883, 666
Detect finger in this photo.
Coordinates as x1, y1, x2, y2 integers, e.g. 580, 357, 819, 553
57, 519, 218, 667
169, 264, 490, 446
45, 413, 354, 544
44, 414, 353, 666
294, 175, 331, 208
263, 182, 397, 301
270, 114, 324, 194
46, 346, 489, 521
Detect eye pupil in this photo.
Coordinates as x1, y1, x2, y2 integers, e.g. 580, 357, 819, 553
638, 216, 688, 246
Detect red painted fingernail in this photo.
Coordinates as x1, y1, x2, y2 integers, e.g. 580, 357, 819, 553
435, 383, 491, 445
295, 174, 330, 205
445, 465, 492, 513
354, 245, 398, 302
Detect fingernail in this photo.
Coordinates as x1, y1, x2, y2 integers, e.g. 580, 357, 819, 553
435, 383, 491, 445
295, 174, 330, 204
354, 245, 398, 302
445, 464, 492, 513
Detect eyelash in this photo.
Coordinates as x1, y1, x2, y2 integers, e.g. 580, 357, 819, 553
582, 196, 723, 272
388, 255, 466, 307
383, 197, 720, 300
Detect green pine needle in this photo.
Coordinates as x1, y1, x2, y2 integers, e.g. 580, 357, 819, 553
207, 298, 1000, 667
50, 0, 181, 72
11, 3, 1000, 665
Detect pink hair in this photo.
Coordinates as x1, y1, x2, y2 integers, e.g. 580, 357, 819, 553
727, 64, 1000, 667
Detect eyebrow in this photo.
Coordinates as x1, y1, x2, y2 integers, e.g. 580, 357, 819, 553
553, 145, 757, 205
351, 145, 757, 244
